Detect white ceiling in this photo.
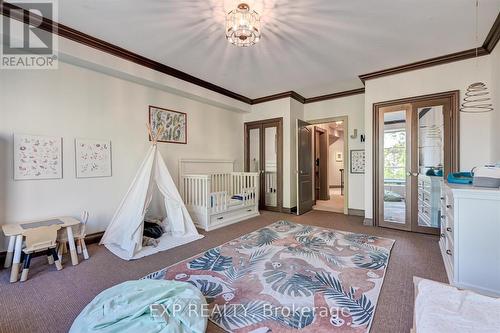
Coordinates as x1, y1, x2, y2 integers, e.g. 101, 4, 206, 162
53, 0, 500, 98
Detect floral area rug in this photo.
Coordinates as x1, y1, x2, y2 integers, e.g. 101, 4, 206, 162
143, 221, 395, 332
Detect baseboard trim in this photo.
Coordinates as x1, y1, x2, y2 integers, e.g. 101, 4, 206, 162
0, 231, 105, 267
363, 218, 374, 226
282, 207, 297, 214
348, 209, 365, 217
86, 231, 105, 245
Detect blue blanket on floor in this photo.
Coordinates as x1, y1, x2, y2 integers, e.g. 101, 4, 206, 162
70, 280, 207, 333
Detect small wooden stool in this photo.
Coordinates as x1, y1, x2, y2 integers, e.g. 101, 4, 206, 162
20, 225, 63, 282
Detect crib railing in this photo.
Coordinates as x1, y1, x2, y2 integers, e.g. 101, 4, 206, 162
181, 172, 259, 210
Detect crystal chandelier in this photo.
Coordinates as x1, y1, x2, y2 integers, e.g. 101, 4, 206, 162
225, 3, 261, 47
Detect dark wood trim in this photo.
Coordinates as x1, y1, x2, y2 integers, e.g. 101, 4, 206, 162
148, 106, 187, 144
0, 2, 253, 105
360, 12, 500, 83
305, 88, 365, 104
348, 209, 365, 217
2, 3, 497, 105
281, 207, 297, 214
85, 231, 105, 245
251, 91, 306, 105
372, 90, 460, 233
484, 13, 500, 53
359, 48, 489, 83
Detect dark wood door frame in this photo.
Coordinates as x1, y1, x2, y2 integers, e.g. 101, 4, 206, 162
372, 90, 459, 232
314, 127, 329, 201
244, 117, 283, 212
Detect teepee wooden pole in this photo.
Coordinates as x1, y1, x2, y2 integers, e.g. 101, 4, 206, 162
146, 123, 166, 144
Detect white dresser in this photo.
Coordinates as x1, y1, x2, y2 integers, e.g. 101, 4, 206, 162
440, 182, 500, 296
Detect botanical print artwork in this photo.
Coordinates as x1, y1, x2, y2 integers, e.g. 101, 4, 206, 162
14, 134, 62, 180
144, 221, 394, 333
75, 139, 112, 178
351, 150, 366, 174
149, 106, 187, 144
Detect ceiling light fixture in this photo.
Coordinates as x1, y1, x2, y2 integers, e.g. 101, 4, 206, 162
461, 0, 493, 113
225, 3, 261, 47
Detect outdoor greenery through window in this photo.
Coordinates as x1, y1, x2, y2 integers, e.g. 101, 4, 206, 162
384, 130, 406, 181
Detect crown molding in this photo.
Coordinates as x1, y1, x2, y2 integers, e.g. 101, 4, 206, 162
484, 12, 500, 53
304, 88, 365, 104
2, 3, 499, 106
0, 2, 253, 105
251, 91, 306, 105
359, 12, 499, 83
359, 47, 489, 83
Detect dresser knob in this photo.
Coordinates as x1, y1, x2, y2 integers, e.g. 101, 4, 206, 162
446, 227, 452, 232
446, 250, 452, 255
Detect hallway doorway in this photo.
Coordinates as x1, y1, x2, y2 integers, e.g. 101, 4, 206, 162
312, 120, 345, 213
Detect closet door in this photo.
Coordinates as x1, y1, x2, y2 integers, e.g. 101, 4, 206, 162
245, 118, 283, 212
262, 121, 282, 211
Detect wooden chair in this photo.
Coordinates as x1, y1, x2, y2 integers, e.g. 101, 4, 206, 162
57, 211, 89, 261
20, 225, 63, 282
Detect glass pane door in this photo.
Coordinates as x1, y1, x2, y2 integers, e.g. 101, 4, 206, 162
248, 127, 260, 172
379, 107, 411, 230
264, 126, 278, 208
413, 103, 446, 234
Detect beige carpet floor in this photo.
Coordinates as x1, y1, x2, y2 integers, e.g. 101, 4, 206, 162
313, 188, 345, 213
0, 210, 447, 333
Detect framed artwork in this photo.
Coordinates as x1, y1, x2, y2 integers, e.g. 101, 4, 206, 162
75, 139, 112, 178
350, 149, 366, 174
14, 134, 62, 180
149, 106, 187, 144
335, 152, 343, 162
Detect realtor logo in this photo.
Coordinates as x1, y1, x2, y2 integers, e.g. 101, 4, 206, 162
1, 0, 58, 69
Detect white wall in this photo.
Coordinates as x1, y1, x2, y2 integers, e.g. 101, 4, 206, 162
304, 94, 365, 210
363, 55, 494, 219
0, 61, 244, 250
491, 46, 500, 162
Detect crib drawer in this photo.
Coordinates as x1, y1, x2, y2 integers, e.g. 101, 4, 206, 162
210, 206, 258, 227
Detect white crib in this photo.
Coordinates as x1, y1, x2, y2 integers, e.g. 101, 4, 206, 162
181, 171, 260, 231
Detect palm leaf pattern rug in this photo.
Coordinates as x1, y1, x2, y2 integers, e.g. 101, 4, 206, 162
144, 221, 395, 332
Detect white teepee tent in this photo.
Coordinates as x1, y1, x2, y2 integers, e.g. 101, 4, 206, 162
100, 129, 203, 260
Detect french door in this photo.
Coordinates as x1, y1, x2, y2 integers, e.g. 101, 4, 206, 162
244, 118, 283, 212
374, 92, 459, 234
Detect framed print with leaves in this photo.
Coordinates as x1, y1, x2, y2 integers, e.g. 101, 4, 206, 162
149, 106, 187, 144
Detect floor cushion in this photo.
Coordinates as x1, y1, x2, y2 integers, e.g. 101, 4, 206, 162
413, 277, 500, 332
70, 280, 207, 333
